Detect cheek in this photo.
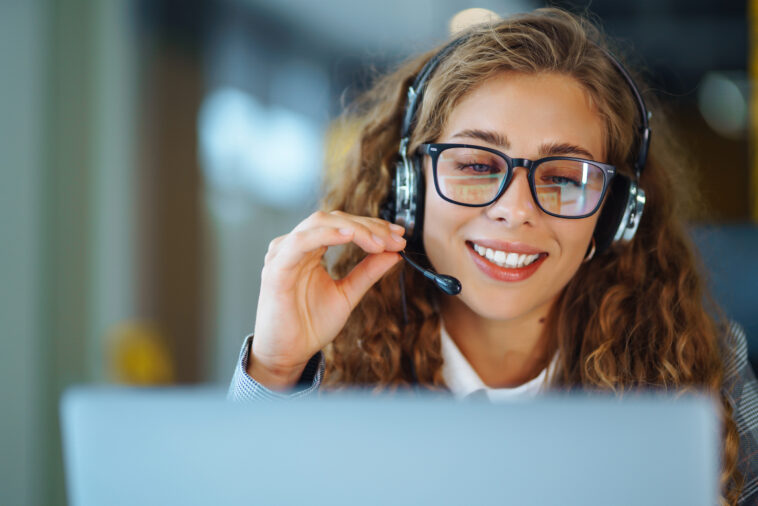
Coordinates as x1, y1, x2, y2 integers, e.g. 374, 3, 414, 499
421, 170, 466, 266
422, 173, 448, 250
553, 216, 598, 265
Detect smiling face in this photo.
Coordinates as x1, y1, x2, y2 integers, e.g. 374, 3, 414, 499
422, 71, 606, 322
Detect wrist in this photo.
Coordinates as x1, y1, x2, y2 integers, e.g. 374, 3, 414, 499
246, 347, 307, 391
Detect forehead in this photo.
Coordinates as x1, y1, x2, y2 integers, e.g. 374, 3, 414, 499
440, 71, 606, 160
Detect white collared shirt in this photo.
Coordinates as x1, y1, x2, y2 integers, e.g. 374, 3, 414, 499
440, 325, 554, 402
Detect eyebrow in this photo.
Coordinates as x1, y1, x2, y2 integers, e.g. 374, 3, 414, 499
450, 129, 597, 160
451, 129, 507, 147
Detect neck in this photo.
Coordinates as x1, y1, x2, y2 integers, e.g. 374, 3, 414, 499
440, 295, 555, 388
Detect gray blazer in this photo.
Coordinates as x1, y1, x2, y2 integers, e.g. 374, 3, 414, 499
229, 322, 758, 504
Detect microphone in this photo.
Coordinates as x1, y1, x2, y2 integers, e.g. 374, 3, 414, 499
398, 251, 462, 295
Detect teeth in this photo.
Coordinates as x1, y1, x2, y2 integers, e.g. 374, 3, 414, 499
472, 243, 541, 268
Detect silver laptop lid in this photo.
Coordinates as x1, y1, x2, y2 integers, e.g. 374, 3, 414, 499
61, 387, 719, 506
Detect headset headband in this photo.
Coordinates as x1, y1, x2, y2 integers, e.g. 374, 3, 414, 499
400, 36, 471, 141
398, 32, 651, 179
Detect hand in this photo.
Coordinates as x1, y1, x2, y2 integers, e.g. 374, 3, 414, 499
249, 210, 406, 388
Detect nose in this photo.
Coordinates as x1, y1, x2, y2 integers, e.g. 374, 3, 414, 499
484, 166, 538, 225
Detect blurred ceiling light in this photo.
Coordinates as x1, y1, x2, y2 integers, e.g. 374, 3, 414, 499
449, 8, 500, 35
697, 71, 748, 140
198, 87, 323, 216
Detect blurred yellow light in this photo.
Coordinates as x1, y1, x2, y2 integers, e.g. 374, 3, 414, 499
449, 8, 500, 35
107, 321, 175, 385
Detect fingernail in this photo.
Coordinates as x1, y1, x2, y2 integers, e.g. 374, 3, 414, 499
389, 223, 405, 233
391, 233, 405, 243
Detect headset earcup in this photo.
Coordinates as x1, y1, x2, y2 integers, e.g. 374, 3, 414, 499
408, 155, 426, 253
379, 164, 399, 223
381, 156, 425, 254
593, 175, 630, 255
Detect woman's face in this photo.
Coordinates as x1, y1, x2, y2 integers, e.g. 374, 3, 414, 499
422, 71, 606, 322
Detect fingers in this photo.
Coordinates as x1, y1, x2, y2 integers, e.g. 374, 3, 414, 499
336, 251, 402, 310
273, 226, 363, 270
268, 211, 407, 270
298, 210, 406, 252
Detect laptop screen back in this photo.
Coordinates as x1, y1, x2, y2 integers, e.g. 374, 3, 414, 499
60, 388, 719, 506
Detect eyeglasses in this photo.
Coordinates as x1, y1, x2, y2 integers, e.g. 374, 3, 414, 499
420, 143, 617, 219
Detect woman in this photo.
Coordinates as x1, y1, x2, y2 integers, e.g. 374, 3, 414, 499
229, 8, 757, 504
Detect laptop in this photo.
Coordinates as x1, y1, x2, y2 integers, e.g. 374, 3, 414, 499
60, 387, 719, 505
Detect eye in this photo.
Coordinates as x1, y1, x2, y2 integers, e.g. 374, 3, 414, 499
456, 162, 500, 174
536, 160, 590, 188
437, 147, 507, 177
545, 175, 581, 187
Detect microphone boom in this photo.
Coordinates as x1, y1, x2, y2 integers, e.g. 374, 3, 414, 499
398, 251, 462, 296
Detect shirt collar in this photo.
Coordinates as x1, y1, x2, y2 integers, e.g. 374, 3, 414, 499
440, 324, 554, 402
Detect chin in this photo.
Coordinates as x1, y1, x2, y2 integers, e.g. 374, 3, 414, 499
456, 288, 546, 322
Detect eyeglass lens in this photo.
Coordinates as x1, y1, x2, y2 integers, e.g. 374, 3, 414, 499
435, 146, 605, 217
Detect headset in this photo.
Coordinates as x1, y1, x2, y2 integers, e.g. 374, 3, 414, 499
381, 30, 651, 295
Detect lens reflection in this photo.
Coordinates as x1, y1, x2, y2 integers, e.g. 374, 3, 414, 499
533, 159, 604, 216
436, 147, 507, 204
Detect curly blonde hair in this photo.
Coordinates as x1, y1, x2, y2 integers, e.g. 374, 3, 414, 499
321, 8, 742, 504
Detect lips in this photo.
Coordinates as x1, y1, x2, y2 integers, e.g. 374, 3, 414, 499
466, 240, 548, 282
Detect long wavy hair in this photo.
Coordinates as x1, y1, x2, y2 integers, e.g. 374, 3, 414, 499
320, 8, 741, 504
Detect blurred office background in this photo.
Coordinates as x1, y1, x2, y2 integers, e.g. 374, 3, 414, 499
0, 0, 754, 504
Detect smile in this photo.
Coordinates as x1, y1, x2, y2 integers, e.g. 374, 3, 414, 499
471, 243, 541, 268
466, 240, 548, 283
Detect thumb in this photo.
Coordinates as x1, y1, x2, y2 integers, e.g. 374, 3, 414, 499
336, 252, 402, 310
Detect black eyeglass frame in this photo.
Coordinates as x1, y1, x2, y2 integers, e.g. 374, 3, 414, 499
420, 142, 618, 219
